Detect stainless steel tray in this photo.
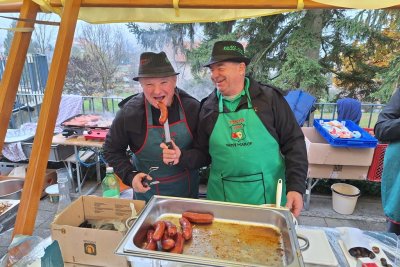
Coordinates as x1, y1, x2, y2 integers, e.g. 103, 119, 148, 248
21, 138, 74, 162
116, 196, 305, 267
0, 200, 20, 234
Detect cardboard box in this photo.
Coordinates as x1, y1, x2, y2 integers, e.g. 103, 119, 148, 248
51, 196, 145, 267
308, 164, 369, 180
302, 127, 374, 166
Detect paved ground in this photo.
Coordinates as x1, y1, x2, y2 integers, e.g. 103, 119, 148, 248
0, 182, 388, 259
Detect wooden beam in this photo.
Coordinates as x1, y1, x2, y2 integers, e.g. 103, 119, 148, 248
48, 0, 340, 9
0, 3, 22, 12
13, 0, 81, 236
0, 0, 38, 153
5, 0, 400, 13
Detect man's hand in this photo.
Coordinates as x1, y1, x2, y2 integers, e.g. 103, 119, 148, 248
160, 140, 181, 165
285, 191, 303, 218
131, 173, 152, 193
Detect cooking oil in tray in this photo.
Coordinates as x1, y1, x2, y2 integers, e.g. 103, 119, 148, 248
154, 214, 285, 266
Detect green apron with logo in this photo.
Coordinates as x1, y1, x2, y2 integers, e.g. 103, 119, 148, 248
381, 142, 400, 223
207, 83, 286, 205
133, 94, 199, 202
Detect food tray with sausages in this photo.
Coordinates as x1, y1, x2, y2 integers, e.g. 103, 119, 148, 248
61, 114, 114, 129
116, 196, 304, 267
0, 200, 20, 233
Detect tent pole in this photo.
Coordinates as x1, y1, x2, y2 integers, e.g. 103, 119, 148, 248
0, 3, 22, 12
13, 0, 81, 236
0, 0, 39, 152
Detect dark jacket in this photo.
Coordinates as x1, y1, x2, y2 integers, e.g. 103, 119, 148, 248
103, 88, 200, 186
181, 77, 308, 194
374, 89, 400, 142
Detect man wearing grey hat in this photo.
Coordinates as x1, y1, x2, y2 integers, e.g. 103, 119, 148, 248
103, 52, 200, 202
162, 41, 307, 217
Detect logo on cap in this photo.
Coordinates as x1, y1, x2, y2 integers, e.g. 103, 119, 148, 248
223, 45, 244, 55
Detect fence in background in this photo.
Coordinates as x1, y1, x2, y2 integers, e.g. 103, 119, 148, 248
0, 54, 49, 94
9, 93, 385, 129
309, 102, 386, 128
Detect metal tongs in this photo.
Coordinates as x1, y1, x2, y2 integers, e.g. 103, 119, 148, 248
141, 166, 160, 187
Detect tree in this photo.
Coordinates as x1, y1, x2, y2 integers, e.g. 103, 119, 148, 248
31, 14, 56, 55
65, 24, 129, 109
64, 55, 99, 96
127, 11, 400, 102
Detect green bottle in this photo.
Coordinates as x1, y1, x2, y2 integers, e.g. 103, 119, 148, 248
102, 167, 120, 198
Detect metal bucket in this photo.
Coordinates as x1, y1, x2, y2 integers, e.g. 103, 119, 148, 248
0, 179, 24, 199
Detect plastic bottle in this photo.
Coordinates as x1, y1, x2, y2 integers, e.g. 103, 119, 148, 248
102, 167, 120, 198
57, 176, 72, 214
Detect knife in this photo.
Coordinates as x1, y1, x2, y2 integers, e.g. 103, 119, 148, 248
163, 119, 174, 166
163, 119, 173, 149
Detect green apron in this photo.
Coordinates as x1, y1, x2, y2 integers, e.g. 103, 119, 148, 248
133, 94, 199, 202
207, 83, 286, 205
381, 142, 400, 223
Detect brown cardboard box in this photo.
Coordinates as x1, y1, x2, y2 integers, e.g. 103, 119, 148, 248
308, 164, 369, 180
51, 196, 145, 267
302, 127, 374, 166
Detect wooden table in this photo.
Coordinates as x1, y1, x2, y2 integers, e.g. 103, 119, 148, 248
52, 134, 104, 194
52, 134, 104, 148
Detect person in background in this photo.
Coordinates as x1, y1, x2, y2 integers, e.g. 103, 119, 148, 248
161, 41, 307, 217
103, 52, 200, 202
374, 88, 400, 235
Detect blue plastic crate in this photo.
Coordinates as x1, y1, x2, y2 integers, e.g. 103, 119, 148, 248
313, 119, 378, 148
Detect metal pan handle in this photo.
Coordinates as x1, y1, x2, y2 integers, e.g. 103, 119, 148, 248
297, 234, 310, 251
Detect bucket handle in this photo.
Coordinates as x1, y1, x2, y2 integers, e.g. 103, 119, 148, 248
331, 187, 361, 197
297, 234, 310, 251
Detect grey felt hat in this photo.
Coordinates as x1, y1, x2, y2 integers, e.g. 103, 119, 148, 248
133, 52, 179, 81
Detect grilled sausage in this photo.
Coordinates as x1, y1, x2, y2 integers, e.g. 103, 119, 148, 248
144, 229, 157, 251
165, 221, 178, 237
158, 101, 168, 125
179, 217, 192, 240
161, 230, 176, 250
153, 221, 166, 241
182, 211, 214, 224
170, 232, 184, 254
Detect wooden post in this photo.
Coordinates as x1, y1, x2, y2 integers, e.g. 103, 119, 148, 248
0, 0, 38, 152
13, 0, 81, 236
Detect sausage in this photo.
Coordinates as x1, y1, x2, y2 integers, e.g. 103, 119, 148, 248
161, 230, 176, 250
179, 217, 192, 240
164, 221, 177, 237
153, 221, 166, 241
170, 232, 184, 254
144, 229, 157, 251
182, 211, 214, 224
158, 101, 168, 125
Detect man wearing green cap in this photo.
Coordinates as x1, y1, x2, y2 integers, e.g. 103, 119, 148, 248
103, 51, 200, 202
162, 41, 307, 217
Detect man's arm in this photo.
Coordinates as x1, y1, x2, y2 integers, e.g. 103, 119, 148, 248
374, 89, 400, 142
273, 91, 308, 196
103, 109, 136, 186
